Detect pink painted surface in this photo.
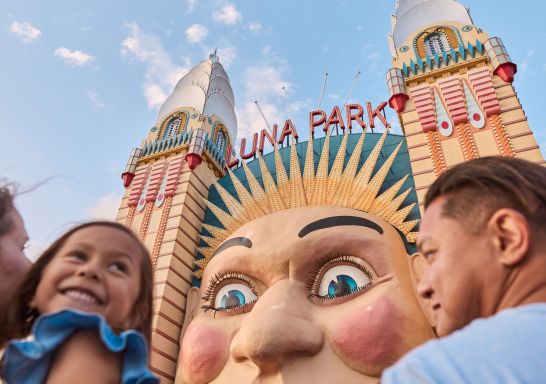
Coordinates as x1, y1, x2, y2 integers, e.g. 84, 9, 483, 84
127, 165, 150, 207
438, 77, 468, 124
145, 160, 167, 202
467, 67, 501, 116
332, 299, 402, 372
410, 85, 437, 132
165, 155, 185, 197
180, 324, 230, 384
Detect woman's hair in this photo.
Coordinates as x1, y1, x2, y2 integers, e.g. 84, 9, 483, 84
0, 221, 154, 347
0, 183, 17, 238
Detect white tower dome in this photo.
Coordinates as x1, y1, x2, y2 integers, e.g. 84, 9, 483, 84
155, 51, 237, 141
392, 0, 473, 48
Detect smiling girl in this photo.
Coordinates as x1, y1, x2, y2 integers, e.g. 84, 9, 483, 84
0, 221, 158, 383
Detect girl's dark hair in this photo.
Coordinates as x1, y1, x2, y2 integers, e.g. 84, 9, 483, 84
0, 221, 154, 347
0, 184, 17, 238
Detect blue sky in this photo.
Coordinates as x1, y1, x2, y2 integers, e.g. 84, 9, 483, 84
2, 0, 546, 258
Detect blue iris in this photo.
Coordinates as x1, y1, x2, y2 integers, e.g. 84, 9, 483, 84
219, 289, 246, 308
327, 275, 358, 297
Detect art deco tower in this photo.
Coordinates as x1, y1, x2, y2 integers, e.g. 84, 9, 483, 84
116, 51, 236, 382
386, 0, 544, 210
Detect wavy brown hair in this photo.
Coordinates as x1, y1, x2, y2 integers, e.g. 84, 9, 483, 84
0, 183, 17, 238
0, 221, 154, 347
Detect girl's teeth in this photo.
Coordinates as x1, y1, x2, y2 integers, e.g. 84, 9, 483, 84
65, 289, 100, 305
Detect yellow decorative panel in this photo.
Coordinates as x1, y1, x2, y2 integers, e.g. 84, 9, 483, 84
501, 109, 525, 123
506, 122, 531, 137
415, 172, 435, 186
518, 149, 544, 162
494, 84, 516, 99
441, 138, 465, 167
156, 297, 184, 320
474, 130, 500, 157
409, 145, 432, 159
511, 134, 539, 150
406, 133, 427, 148
411, 157, 434, 173
154, 316, 183, 343
153, 282, 166, 298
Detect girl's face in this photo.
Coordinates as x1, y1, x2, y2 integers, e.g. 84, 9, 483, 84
33, 225, 143, 330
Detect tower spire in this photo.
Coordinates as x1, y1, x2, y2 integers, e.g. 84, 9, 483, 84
210, 47, 219, 62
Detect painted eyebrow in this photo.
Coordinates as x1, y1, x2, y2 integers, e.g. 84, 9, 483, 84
298, 216, 384, 238
212, 237, 253, 257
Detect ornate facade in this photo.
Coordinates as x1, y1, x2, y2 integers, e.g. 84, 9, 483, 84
116, 1, 543, 382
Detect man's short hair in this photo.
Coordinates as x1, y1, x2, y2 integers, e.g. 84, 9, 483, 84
424, 156, 546, 238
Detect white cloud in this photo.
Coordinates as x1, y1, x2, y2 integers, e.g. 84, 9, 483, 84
54, 47, 94, 66
243, 65, 291, 101
187, 0, 197, 13
217, 46, 237, 67
87, 89, 105, 113
85, 191, 121, 220
236, 62, 294, 139
121, 22, 190, 109
248, 22, 262, 33
143, 84, 168, 109
10, 21, 41, 43
185, 24, 208, 44
213, 3, 242, 25
328, 93, 340, 100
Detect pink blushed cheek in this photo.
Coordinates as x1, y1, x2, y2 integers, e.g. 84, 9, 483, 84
331, 299, 403, 374
181, 324, 229, 384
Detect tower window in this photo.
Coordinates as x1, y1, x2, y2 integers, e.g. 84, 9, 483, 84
425, 32, 450, 57
163, 117, 181, 139
216, 132, 226, 154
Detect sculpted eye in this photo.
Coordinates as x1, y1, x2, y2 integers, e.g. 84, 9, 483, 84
214, 284, 257, 309
202, 272, 258, 315
308, 254, 374, 303
318, 265, 371, 298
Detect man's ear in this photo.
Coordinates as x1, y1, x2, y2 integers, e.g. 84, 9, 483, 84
487, 208, 530, 267
180, 287, 201, 340
409, 252, 436, 328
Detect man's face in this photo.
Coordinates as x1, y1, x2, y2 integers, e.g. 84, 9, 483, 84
179, 206, 434, 383
417, 197, 500, 337
0, 208, 30, 310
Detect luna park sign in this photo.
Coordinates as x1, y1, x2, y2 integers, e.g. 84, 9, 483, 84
224, 101, 391, 168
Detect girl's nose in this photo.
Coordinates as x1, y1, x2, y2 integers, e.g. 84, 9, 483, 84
230, 280, 323, 375
77, 262, 101, 281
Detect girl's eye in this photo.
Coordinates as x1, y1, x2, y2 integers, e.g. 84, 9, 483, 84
317, 265, 371, 298
214, 283, 257, 310
68, 251, 87, 261
109, 262, 127, 273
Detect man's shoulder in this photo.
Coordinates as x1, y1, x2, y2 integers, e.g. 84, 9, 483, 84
382, 304, 546, 383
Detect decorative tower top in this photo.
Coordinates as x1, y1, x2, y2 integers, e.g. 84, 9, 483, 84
391, 0, 473, 49
155, 52, 237, 141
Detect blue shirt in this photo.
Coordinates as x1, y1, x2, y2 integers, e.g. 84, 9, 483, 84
1, 310, 158, 384
382, 304, 546, 384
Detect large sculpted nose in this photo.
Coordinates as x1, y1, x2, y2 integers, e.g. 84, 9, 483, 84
231, 280, 324, 374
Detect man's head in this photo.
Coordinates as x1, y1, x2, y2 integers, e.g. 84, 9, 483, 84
416, 156, 546, 336
0, 184, 31, 313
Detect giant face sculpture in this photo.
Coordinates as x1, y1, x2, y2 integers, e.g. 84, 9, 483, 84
177, 131, 434, 383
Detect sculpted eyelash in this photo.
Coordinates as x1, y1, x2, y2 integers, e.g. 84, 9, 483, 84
200, 271, 256, 314
305, 252, 373, 294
